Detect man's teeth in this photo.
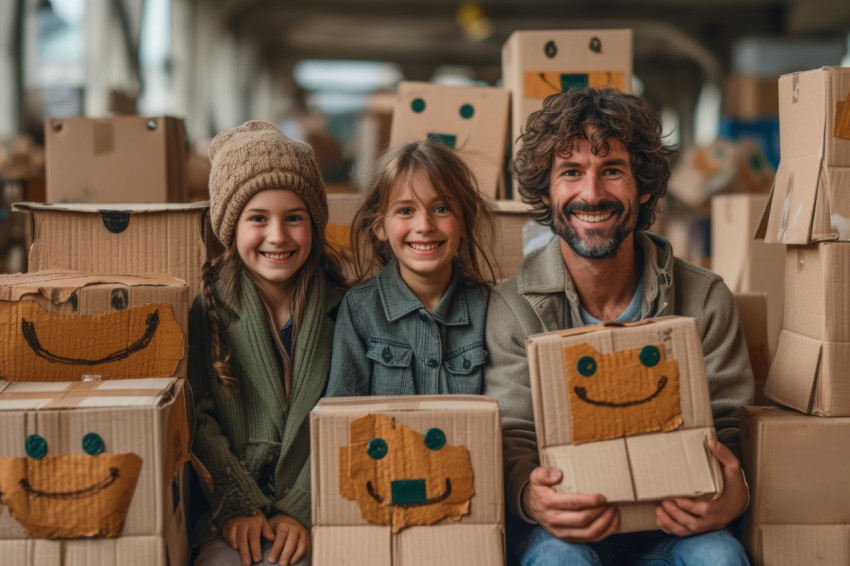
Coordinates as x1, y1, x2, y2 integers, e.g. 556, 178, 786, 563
409, 242, 442, 251
263, 251, 293, 259
575, 211, 614, 223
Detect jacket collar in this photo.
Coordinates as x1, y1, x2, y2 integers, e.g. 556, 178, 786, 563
375, 259, 470, 326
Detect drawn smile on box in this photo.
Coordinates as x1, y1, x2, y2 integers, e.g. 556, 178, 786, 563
574, 375, 669, 408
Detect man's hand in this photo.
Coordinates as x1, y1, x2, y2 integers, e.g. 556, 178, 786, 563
266, 514, 310, 565
655, 439, 748, 537
222, 511, 274, 566
523, 466, 619, 542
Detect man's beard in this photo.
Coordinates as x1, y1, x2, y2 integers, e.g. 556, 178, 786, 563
551, 200, 636, 259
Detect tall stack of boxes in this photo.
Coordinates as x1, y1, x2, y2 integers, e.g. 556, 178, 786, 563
0, 116, 205, 566
742, 66, 850, 565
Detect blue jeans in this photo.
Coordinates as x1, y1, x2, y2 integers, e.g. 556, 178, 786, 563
519, 526, 749, 566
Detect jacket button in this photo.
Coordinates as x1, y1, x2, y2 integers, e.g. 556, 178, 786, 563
418, 312, 429, 321
382, 347, 393, 362
427, 359, 439, 368
463, 358, 471, 369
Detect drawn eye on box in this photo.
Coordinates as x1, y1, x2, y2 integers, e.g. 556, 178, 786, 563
563, 343, 683, 445
338, 413, 474, 534
0, 431, 142, 538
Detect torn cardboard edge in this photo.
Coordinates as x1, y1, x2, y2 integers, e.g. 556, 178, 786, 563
0, 272, 187, 303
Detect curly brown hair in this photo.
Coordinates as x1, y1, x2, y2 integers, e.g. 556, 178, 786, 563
511, 88, 675, 232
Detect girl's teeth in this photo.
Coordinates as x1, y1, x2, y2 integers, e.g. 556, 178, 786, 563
409, 242, 441, 251
263, 251, 293, 259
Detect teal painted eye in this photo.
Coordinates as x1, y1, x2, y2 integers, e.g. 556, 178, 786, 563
577, 356, 597, 377
82, 432, 104, 456
640, 345, 661, 367
424, 428, 446, 450
459, 104, 474, 119
367, 438, 388, 459
25, 434, 47, 459
411, 98, 426, 113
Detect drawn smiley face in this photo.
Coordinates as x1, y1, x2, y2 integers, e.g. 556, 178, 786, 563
0, 432, 142, 538
339, 414, 474, 533
564, 343, 683, 445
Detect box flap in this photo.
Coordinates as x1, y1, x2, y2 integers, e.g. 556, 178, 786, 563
763, 329, 820, 413
762, 156, 825, 243
0, 271, 186, 302
0, 377, 179, 410
12, 201, 208, 214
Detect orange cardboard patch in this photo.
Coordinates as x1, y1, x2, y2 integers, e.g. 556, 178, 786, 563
564, 343, 682, 444
339, 414, 474, 533
835, 91, 850, 140
0, 301, 183, 381
0, 452, 142, 538
524, 71, 626, 99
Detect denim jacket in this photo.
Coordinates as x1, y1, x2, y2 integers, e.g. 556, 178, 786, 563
327, 259, 489, 396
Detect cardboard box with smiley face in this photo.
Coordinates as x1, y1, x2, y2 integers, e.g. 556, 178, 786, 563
0, 377, 190, 566
0, 272, 188, 381
526, 316, 722, 532
389, 81, 511, 198
311, 396, 504, 566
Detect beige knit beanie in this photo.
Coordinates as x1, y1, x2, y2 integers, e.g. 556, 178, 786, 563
207, 120, 328, 247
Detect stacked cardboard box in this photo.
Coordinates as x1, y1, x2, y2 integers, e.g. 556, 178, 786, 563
310, 396, 504, 565
526, 317, 723, 533
745, 66, 850, 564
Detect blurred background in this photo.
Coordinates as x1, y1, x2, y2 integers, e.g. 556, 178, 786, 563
1, 0, 850, 274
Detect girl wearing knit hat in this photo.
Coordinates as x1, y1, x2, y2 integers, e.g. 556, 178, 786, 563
326, 138, 495, 398
189, 121, 345, 566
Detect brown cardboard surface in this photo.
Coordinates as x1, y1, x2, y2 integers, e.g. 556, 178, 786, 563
711, 193, 784, 359
44, 116, 188, 204
759, 67, 850, 243
327, 192, 364, 227
0, 301, 184, 381
13, 202, 209, 299
783, 243, 850, 342
835, 91, 850, 139
339, 413, 474, 533
0, 378, 190, 540
764, 329, 850, 416
564, 343, 682, 444
502, 29, 633, 174
740, 406, 850, 526
389, 82, 510, 198
0, 534, 188, 566
722, 75, 780, 119
526, 317, 721, 531
489, 199, 533, 282
733, 293, 770, 406
745, 523, 850, 566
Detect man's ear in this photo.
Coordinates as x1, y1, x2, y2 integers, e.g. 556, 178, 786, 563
639, 192, 651, 204
542, 195, 551, 206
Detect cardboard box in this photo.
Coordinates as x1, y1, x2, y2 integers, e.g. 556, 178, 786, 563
13, 202, 209, 299
763, 242, 850, 416
489, 199, 533, 282
0, 377, 189, 565
711, 193, 785, 359
44, 116, 187, 204
723, 74, 779, 120
0, 272, 188, 381
733, 293, 770, 406
526, 316, 721, 532
744, 523, 850, 566
502, 29, 632, 169
757, 67, 850, 244
311, 396, 504, 565
389, 82, 510, 198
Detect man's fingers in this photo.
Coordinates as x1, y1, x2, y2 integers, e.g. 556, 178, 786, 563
654, 503, 693, 537
708, 439, 740, 471
658, 500, 699, 535
529, 466, 563, 487
551, 505, 619, 543
547, 501, 611, 529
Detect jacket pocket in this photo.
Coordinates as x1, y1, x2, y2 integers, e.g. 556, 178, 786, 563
444, 344, 487, 394
366, 339, 414, 395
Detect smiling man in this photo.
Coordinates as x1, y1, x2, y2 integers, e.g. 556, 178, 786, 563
483, 88, 753, 565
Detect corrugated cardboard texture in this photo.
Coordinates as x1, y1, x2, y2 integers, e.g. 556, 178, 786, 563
711, 193, 785, 359
740, 406, 850, 526
44, 116, 187, 204
733, 293, 770, 406
745, 523, 850, 566
0, 378, 189, 539
490, 200, 533, 282
0, 271, 189, 379
389, 82, 510, 198
13, 202, 208, 299
339, 413, 473, 533
564, 343, 681, 444
311, 397, 503, 551
526, 317, 721, 530
0, 301, 183, 382
783, 243, 850, 342
502, 29, 632, 176
313, 524, 504, 566
0, 533, 186, 566
759, 67, 850, 243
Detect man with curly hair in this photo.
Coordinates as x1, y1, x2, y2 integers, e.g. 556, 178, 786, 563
483, 88, 753, 565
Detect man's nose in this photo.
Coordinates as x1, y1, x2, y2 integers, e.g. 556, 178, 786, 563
578, 174, 607, 205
